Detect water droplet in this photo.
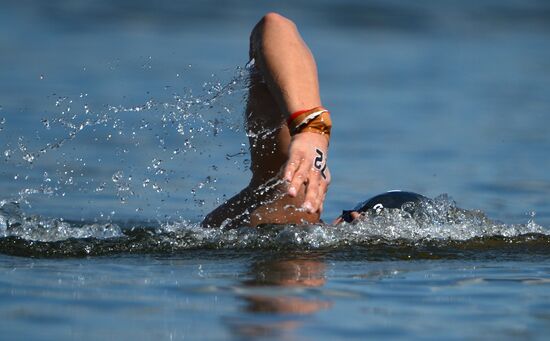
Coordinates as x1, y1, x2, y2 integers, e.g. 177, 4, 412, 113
95, 183, 106, 192
22, 153, 35, 164
112, 171, 123, 183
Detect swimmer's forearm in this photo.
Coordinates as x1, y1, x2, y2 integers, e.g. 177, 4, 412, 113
250, 13, 331, 215
251, 13, 322, 116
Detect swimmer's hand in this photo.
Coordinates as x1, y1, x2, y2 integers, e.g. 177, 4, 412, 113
283, 132, 331, 214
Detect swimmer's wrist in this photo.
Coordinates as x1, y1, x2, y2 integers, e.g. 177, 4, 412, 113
287, 106, 332, 138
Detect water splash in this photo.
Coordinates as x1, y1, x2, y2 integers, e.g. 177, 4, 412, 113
0, 196, 547, 258
1, 63, 547, 258
1, 65, 251, 220
0, 201, 122, 242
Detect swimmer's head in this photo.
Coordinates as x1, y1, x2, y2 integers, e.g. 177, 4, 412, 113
335, 191, 426, 224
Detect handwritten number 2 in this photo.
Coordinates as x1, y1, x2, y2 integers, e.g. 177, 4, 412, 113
314, 149, 327, 179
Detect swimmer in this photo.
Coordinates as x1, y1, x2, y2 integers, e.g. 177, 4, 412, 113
202, 13, 425, 228
333, 190, 426, 224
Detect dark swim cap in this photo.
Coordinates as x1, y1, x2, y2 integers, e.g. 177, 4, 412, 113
341, 191, 426, 223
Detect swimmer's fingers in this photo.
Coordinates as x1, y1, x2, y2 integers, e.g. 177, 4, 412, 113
302, 168, 321, 213
286, 157, 309, 198
319, 168, 331, 213
305, 166, 330, 213
283, 156, 302, 197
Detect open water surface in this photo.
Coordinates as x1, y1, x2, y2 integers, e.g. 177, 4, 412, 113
1, 0, 549, 339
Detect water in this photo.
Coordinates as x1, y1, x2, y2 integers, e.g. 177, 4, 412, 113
1, 0, 549, 339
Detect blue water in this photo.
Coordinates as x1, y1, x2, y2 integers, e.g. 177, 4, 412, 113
1, 253, 549, 340
1, 0, 549, 340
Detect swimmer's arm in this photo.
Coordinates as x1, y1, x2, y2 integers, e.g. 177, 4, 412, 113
250, 13, 321, 115
250, 13, 331, 214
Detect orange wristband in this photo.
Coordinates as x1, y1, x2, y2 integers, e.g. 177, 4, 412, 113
287, 106, 332, 138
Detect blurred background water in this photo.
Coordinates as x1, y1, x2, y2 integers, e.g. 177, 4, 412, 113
1, 0, 549, 340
